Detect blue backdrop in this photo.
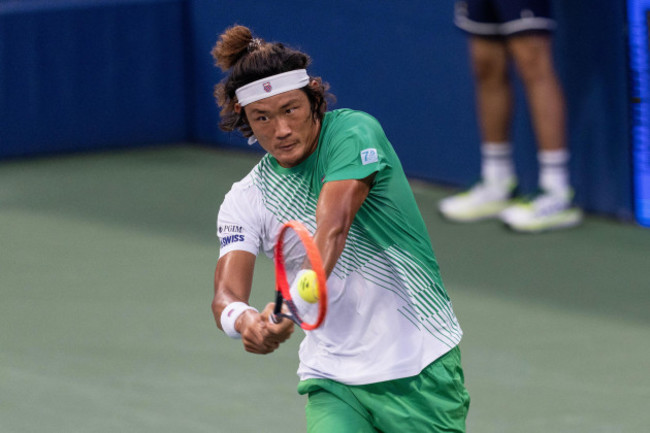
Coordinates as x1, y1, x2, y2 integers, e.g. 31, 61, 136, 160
0, 0, 633, 220
0, 0, 188, 157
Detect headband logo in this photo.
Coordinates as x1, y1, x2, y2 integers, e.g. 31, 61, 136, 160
263, 82, 272, 93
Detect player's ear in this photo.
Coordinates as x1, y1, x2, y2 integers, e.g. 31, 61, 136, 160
234, 103, 242, 114
309, 79, 319, 90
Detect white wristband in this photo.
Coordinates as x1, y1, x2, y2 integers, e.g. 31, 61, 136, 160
220, 302, 258, 339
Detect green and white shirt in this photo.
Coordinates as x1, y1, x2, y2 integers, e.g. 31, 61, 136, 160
218, 109, 462, 385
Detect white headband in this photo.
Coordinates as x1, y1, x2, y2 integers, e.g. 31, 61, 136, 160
235, 69, 310, 107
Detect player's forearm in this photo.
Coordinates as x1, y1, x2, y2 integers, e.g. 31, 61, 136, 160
212, 251, 256, 330
315, 178, 371, 276
313, 222, 349, 277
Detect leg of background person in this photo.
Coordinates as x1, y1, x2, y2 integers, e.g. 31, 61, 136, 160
507, 34, 570, 195
437, 36, 517, 222
469, 36, 516, 186
470, 36, 512, 146
498, 33, 582, 232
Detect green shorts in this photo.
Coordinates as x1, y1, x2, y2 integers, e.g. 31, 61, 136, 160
297, 346, 470, 433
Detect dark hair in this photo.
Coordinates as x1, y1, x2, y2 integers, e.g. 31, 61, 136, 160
211, 25, 335, 138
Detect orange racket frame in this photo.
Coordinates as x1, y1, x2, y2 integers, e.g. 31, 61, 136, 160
273, 220, 328, 330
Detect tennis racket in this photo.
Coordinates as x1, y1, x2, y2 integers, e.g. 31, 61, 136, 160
271, 220, 328, 331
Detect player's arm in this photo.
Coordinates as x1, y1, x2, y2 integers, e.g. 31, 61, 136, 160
314, 174, 374, 276
212, 250, 294, 354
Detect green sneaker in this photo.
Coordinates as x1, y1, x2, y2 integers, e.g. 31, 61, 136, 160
500, 189, 583, 233
439, 179, 517, 222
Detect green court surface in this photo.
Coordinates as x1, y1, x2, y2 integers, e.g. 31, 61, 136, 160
1, 145, 648, 433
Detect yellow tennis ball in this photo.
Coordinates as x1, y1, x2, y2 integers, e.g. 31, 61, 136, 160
297, 270, 319, 304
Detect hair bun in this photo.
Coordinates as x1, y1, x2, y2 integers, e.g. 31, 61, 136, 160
212, 25, 259, 71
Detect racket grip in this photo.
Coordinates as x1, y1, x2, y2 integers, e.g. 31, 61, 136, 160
271, 290, 284, 324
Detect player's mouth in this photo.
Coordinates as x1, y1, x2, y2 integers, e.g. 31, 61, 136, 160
277, 142, 298, 152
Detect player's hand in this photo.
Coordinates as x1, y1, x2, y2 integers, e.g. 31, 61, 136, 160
236, 304, 294, 354
260, 302, 294, 342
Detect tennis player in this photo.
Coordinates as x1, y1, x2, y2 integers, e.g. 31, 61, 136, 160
211, 25, 470, 432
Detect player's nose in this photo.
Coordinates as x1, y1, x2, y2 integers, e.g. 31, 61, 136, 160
274, 117, 292, 139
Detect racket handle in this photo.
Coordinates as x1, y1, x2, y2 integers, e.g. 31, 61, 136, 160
271, 290, 284, 324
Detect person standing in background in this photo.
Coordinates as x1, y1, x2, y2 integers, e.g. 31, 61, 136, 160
439, 0, 582, 233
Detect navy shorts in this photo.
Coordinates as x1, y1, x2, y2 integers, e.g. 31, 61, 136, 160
454, 0, 555, 36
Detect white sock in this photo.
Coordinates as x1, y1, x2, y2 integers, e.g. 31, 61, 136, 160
538, 149, 570, 195
481, 142, 515, 186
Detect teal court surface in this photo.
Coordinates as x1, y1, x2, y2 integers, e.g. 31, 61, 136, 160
1, 145, 648, 433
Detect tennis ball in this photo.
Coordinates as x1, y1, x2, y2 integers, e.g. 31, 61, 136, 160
297, 270, 319, 304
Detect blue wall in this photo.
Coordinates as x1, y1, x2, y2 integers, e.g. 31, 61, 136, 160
554, 1, 631, 219
0, 0, 188, 158
0, 0, 633, 219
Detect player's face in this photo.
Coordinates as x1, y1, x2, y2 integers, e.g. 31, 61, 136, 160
243, 88, 320, 168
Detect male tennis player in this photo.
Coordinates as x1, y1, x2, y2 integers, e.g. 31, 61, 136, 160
211, 25, 470, 432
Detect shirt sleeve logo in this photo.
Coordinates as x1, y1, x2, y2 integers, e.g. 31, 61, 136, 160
360, 148, 378, 165
218, 224, 245, 248
220, 234, 245, 248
